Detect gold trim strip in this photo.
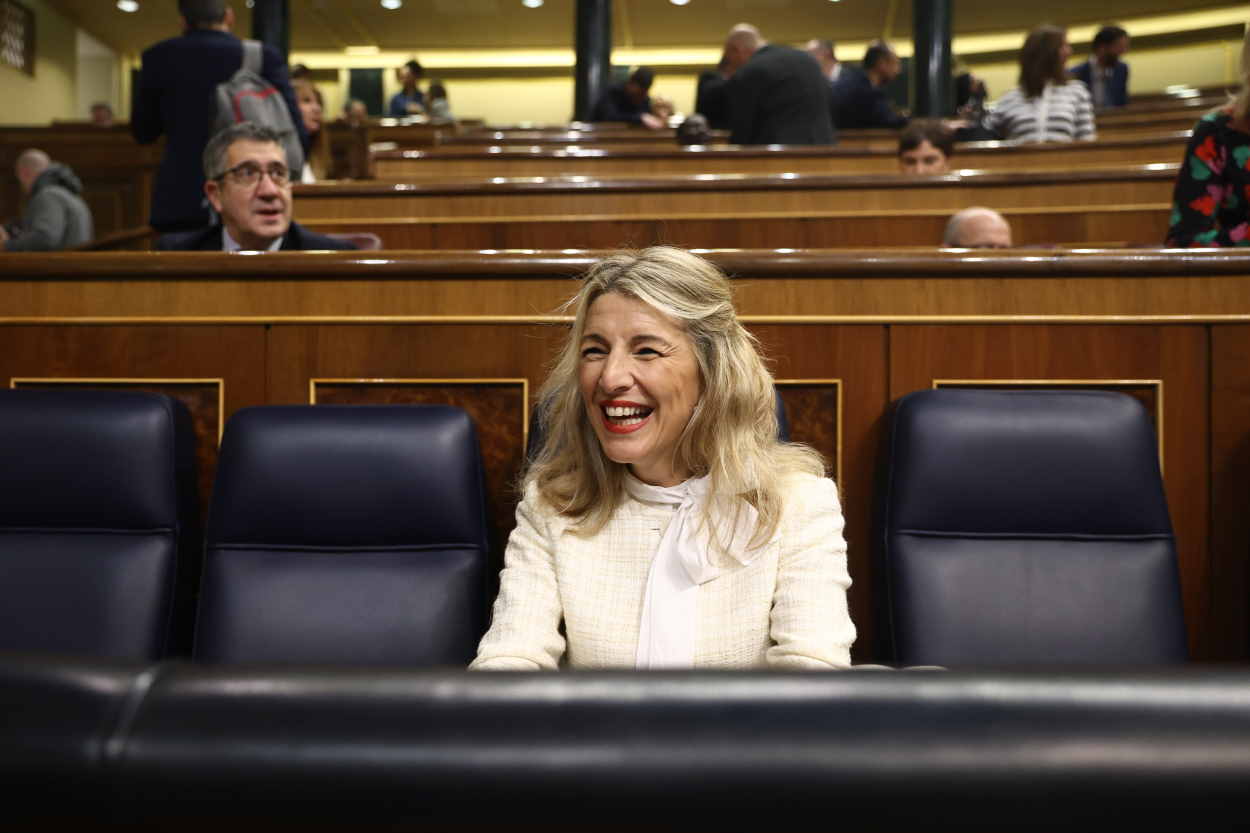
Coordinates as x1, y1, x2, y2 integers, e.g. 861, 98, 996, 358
0, 315, 1247, 326
774, 378, 844, 488
932, 378, 1165, 474
309, 377, 531, 452
10, 377, 227, 443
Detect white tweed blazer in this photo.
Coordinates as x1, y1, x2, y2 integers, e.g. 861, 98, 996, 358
470, 472, 855, 670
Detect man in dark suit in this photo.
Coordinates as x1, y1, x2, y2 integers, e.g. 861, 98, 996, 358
829, 41, 908, 130
157, 123, 356, 252
1070, 25, 1130, 109
722, 24, 835, 146
132, 0, 307, 233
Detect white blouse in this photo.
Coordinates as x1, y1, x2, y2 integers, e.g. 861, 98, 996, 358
987, 81, 1096, 143
470, 471, 856, 670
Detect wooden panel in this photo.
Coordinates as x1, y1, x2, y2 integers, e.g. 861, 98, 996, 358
890, 325, 1212, 659
754, 325, 888, 665
1210, 325, 1250, 661
312, 378, 528, 564
0, 325, 268, 523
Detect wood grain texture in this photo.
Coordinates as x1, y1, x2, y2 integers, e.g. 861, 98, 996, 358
889, 324, 1211, 659
1210, 326, 1250, 661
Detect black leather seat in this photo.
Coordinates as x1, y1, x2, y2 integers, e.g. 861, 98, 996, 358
195, 405, 490, 666
0, 389, 198, 660
877, 389, 1187, 667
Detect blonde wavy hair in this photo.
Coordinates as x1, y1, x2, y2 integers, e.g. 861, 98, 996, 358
527, 246, 826, 552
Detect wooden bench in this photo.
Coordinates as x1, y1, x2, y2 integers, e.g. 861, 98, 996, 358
372, 131, 1190, 179
1, 247, 1247, 664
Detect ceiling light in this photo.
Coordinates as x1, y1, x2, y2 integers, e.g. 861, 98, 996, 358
522, 0, 544, 7
381, 0, 402, 9
116, 0, 139, 11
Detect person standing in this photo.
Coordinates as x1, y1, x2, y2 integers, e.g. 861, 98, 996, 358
829, 41, 908, 130
722, 24, 835, 145
0, 150, 93, 251
389, 60, 426, 117
1071, 25, 1130, 109
131, 0, 307, 233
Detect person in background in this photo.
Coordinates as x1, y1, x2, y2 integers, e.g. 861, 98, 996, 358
723, 23, 835, 145
1071, 25, 1130, 109
805, 38, 841, 84
292, 78, 330, 182
389, 59, 425, 117
676, 114, 712, 146
829, 40, 908, 130
943, 207, 1013, 249
131, 0, 307, 233
1165, 27, 1250, 247
954, 66, 988, 118
592, 66, 665, 129
0, 149, 93, 251
986, 25, 1095, 143
694, 56, 733, 131
898, 122, 954, 175
89, 102, 115, 127
342, 98, 369, 127
156, 123, 356, 252
470, 246, 855, 670
426, 81, 453, 121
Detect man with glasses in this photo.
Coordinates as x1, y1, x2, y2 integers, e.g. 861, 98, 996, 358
157, 123, 357, 252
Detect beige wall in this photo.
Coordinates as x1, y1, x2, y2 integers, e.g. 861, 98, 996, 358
0, 0, 79, 125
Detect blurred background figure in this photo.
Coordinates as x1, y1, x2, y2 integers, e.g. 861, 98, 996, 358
676, 113, 711, 145
898, 122, 953, 175
986, 25, 1094, 143
342, 99, 369, 127
830, 40, 908, 130
592, 66, 665, 129
89, 102, 115, 127
389, 59, 426, 117
723, 23, 835, 145
427, 81, 453, 121
954, 63, 988, 118
1071, 24, 1131, 109
1, 149, 93, 251
943, 206, 1013, 248
694, 56, 733, 131
805, 38, 841, 83
292, 78, 329, 182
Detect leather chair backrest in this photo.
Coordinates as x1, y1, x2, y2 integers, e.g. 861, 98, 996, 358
196, 405, 490, 666
0, 389, 198, 660
877, 389, 1187, 666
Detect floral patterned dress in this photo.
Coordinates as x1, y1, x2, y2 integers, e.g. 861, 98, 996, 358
1165, 108, 1250, 247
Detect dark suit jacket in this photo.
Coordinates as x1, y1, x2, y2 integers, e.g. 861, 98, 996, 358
829, 67, 908, 130
1070, 60, 1129, 108
694, 71, 731, 131
727, 45, 835, 146
132, 29, 308, 232
590, 83, 652, 125
155, 221, 359, 252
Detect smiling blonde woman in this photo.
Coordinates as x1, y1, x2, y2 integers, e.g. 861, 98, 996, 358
470, 247, 855, 671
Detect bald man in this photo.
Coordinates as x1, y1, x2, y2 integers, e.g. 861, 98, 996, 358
1, 150, 93, 251
722, 23, 836, 145
943, 207, 1013, 249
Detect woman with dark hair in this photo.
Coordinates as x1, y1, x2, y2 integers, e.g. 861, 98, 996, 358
986, 24, 1095, 142
1166, 26, 1250, 247
470, 247, 855, 670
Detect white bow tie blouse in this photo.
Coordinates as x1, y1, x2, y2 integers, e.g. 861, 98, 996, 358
470, 471, 855, 670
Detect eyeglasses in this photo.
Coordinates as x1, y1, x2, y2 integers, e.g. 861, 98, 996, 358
214, 161, 291, 187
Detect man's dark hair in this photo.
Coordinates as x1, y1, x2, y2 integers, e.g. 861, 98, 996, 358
179, 0, 227, 26
202, 122, 288, 179
629, 66, 655, 90
1092, 25, 1128, 49
863, 41, 896, 71
405, 59, 424, 77
898, 121, 955, 158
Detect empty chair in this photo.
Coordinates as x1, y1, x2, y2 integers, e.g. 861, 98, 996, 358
195, 405, 490, 665
876, 388, 1187, 667
0, 389, 198, 660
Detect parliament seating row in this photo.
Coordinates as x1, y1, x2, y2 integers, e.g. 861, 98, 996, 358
6, 655, 1250, 830
0, 390, 490, 665
2, 385, 1183, 669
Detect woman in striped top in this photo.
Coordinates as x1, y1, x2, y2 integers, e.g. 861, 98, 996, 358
986, 25, 1096, 143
